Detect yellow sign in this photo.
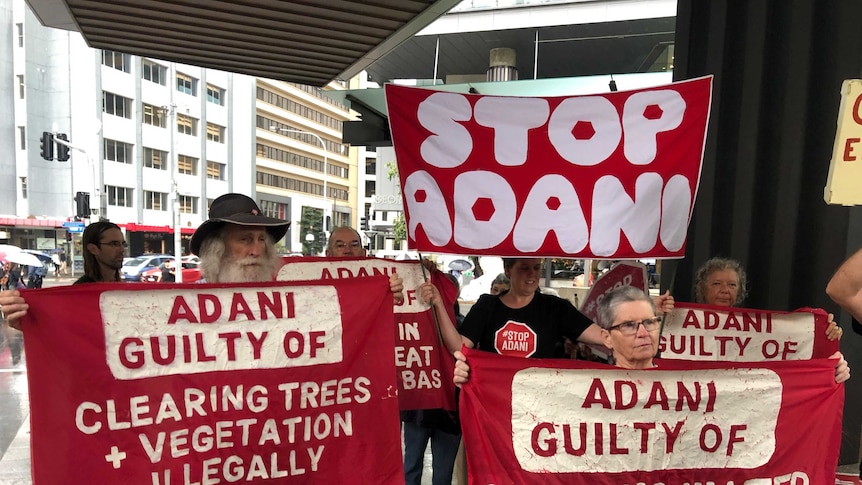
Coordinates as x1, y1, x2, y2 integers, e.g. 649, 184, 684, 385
825, 79, 862, 205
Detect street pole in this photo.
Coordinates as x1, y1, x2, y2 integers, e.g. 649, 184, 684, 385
270, 126, 329, 240
166, 97, 183, 282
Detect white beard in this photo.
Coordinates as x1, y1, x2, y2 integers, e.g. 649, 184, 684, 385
216, 256, 275, 283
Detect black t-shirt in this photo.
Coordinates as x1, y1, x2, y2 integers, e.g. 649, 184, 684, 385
74, 275, 97, 285
459, 291, 592, 358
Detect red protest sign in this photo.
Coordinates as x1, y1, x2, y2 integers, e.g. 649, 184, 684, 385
659, 302, 839, 361
21, 278, 403, 484
278, 257, 457, 411
385, 77, 712, 258
459, 347, 844, 485
579, 261, 648, 322
494, 321, 537, 358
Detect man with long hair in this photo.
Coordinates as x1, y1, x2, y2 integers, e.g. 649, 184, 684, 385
75, 221, 125, 284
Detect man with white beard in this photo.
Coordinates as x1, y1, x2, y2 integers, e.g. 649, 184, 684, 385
193, 194, 403, 300
191, 193, 289, 283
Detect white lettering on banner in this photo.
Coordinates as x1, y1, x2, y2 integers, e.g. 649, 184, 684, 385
276, 259, 430, 314
511, 368, 781, 473
149, 446, 326, 484
659, 308, 815, 361
417, 90, 685, 168
406, 170, 692, 255
101, 287, 343, 379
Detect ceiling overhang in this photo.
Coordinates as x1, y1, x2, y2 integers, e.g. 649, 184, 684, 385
24, 0, 462, 86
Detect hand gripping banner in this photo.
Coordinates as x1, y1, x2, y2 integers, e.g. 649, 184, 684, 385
385, 76, 712, 258
278, 257, 458, 412
459, 347, 844, 485
21, 278, 404, 485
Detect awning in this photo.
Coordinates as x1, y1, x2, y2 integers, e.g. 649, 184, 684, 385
122, 223, 196, 236
24, 0, 462, 87
0, 217, 66, 228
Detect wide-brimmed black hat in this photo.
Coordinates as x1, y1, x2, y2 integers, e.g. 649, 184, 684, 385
190, 193, 290, 255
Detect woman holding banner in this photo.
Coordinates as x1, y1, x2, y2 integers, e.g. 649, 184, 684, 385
695, 257, 843, 340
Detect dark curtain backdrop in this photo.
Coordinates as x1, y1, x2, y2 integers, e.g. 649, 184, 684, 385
669, 0, 862, 464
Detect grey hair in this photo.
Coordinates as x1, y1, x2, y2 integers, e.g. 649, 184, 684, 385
326, 226, 362, 252
694, 257, 748, 305
491, 273, 510, 286
596, 286, 656, 330
198, 226, 279, 282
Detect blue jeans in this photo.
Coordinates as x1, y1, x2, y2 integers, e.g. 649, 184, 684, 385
403, 421, 461, 485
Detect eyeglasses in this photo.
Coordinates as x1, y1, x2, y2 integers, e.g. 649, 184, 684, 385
97, 241, 128, 248
608, 316, 662, 335
333, 241, 362, 250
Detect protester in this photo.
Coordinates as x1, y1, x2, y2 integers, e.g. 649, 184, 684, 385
454, 285, 851, 385
489, 273, 509, 295
325, 226, 365, 257
695, 256, 843, 340
75, 221, 126, 285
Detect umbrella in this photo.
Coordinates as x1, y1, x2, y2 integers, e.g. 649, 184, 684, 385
448, 259, 473, 271
22, 250, 53, 264
3, 251, 43, 267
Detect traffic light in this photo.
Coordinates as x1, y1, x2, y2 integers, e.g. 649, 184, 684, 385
40, 131, 54, 161
56, 133, 70, 162
75, 191, 90, 218
360, 216, 368, 231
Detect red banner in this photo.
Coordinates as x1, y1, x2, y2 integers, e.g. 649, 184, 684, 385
21, 278, 403, 485
659, 302, 839, 361
385, 77, 712, 258
278, 257, 457, 411
580, 261, 649, 322
459, 347, 844, 484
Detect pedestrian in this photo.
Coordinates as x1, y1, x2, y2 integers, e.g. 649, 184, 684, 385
51, 252, 61, 277
59, 249, 68, 275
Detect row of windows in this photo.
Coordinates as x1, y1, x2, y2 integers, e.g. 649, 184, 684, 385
256, 171, 348, 201
105, 184, 201, 214
256, 87, 344, 132
256, 143, 349, 179
260, 199, 288, 220
103, 51, 225, 106
105, 139, 224, 180
288, 82, 347, 110
258, 115, 347, 155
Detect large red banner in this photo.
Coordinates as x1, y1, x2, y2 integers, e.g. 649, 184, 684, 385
459, 347, 844, 484
278, 257, 457, 411
21, 278, 403, 485
385, 77, 712, 258
659, 302, 839, 361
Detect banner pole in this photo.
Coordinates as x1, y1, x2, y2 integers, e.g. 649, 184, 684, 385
419, 252, 446, 348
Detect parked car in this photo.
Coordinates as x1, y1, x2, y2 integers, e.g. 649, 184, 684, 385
120, 254, 175, 282
140, 260, 202, 283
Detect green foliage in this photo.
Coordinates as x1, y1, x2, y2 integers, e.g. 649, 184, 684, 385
299, 206, 325, 255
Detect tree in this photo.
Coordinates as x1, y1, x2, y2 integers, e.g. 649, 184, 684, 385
299, 206, 324, 255
386, 161, 407, 244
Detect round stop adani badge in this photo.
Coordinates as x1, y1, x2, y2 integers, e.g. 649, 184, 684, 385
495, 321, 537, 358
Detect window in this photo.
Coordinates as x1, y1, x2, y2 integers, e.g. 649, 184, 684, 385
105, 185, 133, 207
17, 75, 24, 99
104, 139, 133, 164
142, 60, 167, 85
206, 123, 224, 143
178, 195, 199, 214
365, 159, 376, 175
206, 161, 225, 180
102, 50, 130, 73
206, 84, 224, 105
142, 103, 167, 128
20, 177, 26, 199
103, 91, 132, 119
143, 148, 168, 170
16, 23, 23, 48
18, 127, 25, 150
177, 155, 198, 175
177, 114, 198, 136
365, 180, 376, 196
256, 171, 349, 201
260, 199, 288, 219
144, 191, 168, 211
177, 73, 197, 96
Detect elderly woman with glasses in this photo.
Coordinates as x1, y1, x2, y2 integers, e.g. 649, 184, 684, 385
454, 285, 850, 384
